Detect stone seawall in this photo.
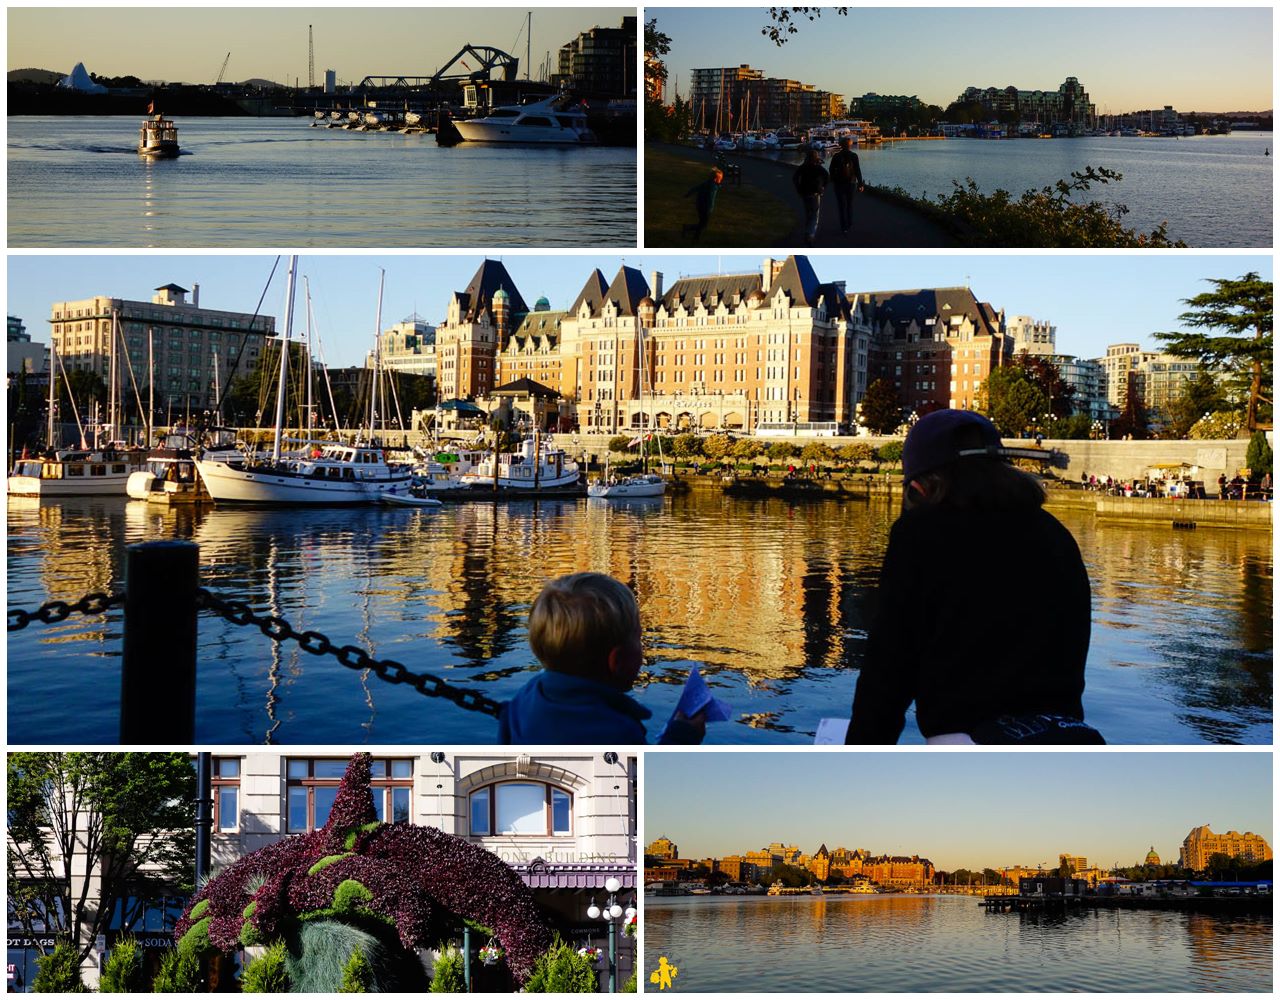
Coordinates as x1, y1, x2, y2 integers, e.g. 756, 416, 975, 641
1093, 495, 1272, 530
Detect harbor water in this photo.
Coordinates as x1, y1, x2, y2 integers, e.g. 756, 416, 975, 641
5, 491, 1271, 744
6, 116, 637, 247
766, 132, 1272, 247
643, 895, 1273, 992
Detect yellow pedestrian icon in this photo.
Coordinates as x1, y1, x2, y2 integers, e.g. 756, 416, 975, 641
650, 955, 679, 990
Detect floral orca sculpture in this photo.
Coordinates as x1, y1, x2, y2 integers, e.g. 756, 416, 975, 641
173, 753, 553, 985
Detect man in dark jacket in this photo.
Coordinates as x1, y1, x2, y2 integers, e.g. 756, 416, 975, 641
828, 137, 865, 234
682, 167, 724, 241
792, 150, 828, 246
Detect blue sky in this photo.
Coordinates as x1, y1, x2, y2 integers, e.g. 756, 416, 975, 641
644, 752, 1273, 871
6, 253, 1270, 367
649, 6, 1273, 112
7, 6, 631, 86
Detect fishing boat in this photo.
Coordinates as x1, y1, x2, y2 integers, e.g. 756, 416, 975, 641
452, 93, 596, 145
137, 113, 180, 158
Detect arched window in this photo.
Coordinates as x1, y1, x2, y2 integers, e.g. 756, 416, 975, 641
468, 781, 572, 837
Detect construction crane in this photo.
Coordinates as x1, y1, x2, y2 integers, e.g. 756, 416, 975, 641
215, 52, 231, 85
308, 25, 315, 89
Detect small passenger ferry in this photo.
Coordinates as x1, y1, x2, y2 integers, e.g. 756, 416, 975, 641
138, 112, 180, 158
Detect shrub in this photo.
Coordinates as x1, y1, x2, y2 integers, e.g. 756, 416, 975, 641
524, 937, 599, 993
152, 946, 201, 993
701, 433, 734, 461
876, 441, 904, 465
100, 935, 145, 993
671, 433, 703, 458
241, 941, 289, 993
838, 442, 874, 464
338, 948, 374, 993
767, 441, 800, 461
32, 942, 86, 993
623, 970, 638, 992
607, 435, 633, 454
800, 442, 835, 464
1245, 431, 1272, 479
430, 945, 466, 993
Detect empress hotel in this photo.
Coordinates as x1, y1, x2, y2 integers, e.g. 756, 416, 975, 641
433, 255, 1011, 434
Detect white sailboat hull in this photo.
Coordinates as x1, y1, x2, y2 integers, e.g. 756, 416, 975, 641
195, 459, 412, 505
587, 476, 666, 498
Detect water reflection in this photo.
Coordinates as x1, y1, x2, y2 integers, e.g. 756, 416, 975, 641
644, 896, 1272, 992
5, 493, 1272, 744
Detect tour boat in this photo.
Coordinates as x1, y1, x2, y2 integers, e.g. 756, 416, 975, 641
137, 114, 180, 158
126, 432, 207, 503
766, 881, 785, 896
455, 433, 581, 491
9, 449, 142, 497
452, 94, 596, 145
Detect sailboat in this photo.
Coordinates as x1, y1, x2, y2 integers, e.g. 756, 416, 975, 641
588, 327, 667, 499
194, 257, 414, 505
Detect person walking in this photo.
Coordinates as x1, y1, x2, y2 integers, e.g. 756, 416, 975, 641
828, 137, 865, 234
682, 167, 724, 241
792, 150, 829, 246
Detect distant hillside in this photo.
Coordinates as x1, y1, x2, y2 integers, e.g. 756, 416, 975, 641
9, 68, 63, 85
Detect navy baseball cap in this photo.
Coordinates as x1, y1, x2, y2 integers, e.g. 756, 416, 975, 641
901, 409, 1005, 485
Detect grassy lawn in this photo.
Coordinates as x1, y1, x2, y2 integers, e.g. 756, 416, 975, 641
645, 146, 794, 246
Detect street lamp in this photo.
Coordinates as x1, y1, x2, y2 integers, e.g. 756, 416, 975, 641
587, 876, 628, 993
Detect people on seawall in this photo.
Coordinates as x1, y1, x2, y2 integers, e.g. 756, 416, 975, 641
845, 409, 1106, 746
792, 149, 829, 247
499, 572, 706, 745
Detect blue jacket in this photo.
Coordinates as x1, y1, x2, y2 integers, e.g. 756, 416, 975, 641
499, 670, 651, 744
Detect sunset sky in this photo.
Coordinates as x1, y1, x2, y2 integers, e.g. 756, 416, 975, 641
650, 6, 1273, 113
7, 5, 631, 86
7, 254, 1271, 368
644, 752, 1273, 871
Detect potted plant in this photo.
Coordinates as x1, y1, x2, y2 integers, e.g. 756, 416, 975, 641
577, 945, 604, 964
478, 943, 504, 967
623, 913, 637, 938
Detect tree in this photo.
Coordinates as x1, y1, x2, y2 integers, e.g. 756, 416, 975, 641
671, 433, 703, 458
767, 441, 800, 462
643, 19, 670, 101
978, 366, 1049, 437
701, 433, 735, 462
876, 441, 903, 465
98, 935, 144, 993
1012, 352, 1076, 418
7, 753, 196, 967
1189, 410, 1245, 440
800, 442, 835, 465
1245, 431, 1272, 480
1157, 273, 1272, 433
859, 378, 903, 434
1111, 386, 1151, 440
730, 438, 764, 461
762, 7, 849, 45
32, 942, 86, 993
1045, 413, 1093, 440
1165, 370, 1229, 439
838, 441, 874, 465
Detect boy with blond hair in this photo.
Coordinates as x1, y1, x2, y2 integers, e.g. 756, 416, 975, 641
499, 572, 705, 744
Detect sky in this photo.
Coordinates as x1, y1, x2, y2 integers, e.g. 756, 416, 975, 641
644, 752, 1273, 871
6, 253, 1271, 368
7, 4, 631, 86
650, 6, 1274, 113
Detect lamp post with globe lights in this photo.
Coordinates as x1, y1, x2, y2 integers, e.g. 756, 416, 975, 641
586, 876, 631, 992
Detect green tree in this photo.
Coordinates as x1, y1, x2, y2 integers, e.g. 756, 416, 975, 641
1012, 352, 1076, 418
1245, 431, 1272, 480
859, 378, 903, 434
672, 433, 703, 458
523, 937, 598, 993
430, 946, 466, 993
607, 435, 634, 454
7, 754, 196, 968
644, 18, 670, 100
32, 941, 86, 993
979, 366, 1049, 437
1157, 273, 1272, 433
876, 440, 904, 465
838, 441, 874, 465
1190, 410, 1245, 439
800, 442, 835, 465
730, 438, 764, 461
1165, 370, 1229, 439
701, 433, 735, 462
1111, 386, 1151, 440
1045, 413, 1093, 440
338, 948, 375, 993
768, 441, 801, 462
99, 935, 145, 993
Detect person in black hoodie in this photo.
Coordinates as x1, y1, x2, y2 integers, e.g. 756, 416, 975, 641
828, 137, 865, 234
792, 150, 829, 246
845, 409, 1104, 745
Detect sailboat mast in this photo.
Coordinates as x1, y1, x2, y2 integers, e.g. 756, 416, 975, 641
108, 309, 118, 445
303, 275, 314, 437
148, 327, 154, 444
370, 269, 386, 440
271, 256, 299, 465
47, 339, 56, 448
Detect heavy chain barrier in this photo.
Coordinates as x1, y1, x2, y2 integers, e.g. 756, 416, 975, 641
7, 592, 124, 631
7, 588, 503, 718
195, 588, 503, 718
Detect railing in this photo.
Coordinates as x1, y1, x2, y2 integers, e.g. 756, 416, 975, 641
8, 541, 503, 743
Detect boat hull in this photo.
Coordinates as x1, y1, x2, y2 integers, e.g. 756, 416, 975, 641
587, 480, 666, 498
8, 474, 132, 497
452, 121, 592, 144
195, 459, 412, 505
138, 142, 180, 158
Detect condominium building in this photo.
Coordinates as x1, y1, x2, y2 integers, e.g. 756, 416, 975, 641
847, 93, 926, 118
7, 315, 45, 375
1048, 355, 1110, 421
689, 64, 843, 128
374, 314, 437, 379
1060, 854, 1088, 874
1179, 825, 1273, 871
1007, 315, 1056, 356
48, 283, 272, 414
957, 76, 1096, 128
1096, 342, 1215, 423
553, 15, 637, 99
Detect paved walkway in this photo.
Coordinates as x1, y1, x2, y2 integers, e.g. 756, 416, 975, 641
663, 144, 959, 248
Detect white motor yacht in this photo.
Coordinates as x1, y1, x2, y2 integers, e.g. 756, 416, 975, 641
453, 94, 596, 145
9, 448, 143, 497
126, 433, 206, 503
195, 441, 413, 505
455, 435, 580, 490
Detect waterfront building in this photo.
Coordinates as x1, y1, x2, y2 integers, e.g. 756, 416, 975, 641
7, 315, 45, 375
552, 16, 638, 99
717, 856, 758, 882
1096, 342, 1218, 427
1060, 854, 1088, 874
374, 314, 437, 379
1007, 315, 1056, 356
808, 844, 832, 881
1019, 875, 1088, 897
1179, 825, 1273, 871
1044, 354, 1110, 422
647, 835, 679, 860
689, 64, 843, 129
847, 92, 925, 119
48, 283, 272, 415
434, 260, 528, 401
858, 286, 1011, 417
958, 76, 1096, 129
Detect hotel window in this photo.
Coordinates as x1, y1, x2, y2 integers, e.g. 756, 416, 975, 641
212, 757, 241, 832
468, 782, 572, 837
286, 758, 413, 832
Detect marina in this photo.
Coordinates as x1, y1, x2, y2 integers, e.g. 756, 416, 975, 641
5, 489, 1270, 745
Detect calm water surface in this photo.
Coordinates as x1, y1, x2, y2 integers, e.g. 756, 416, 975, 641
763, 132, 1272, 246
5, 491, 1271, 744
7, 117, 636, 247
644, 895, 1273, 992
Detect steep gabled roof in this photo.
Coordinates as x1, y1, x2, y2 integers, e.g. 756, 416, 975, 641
771, 255, 822, 307
491, 377, 561, 399
602, 266, 650, 317
570, 269, 609, 316
858, 286, 998, 340
457, 259, 528, 321
660, 272, 763, 313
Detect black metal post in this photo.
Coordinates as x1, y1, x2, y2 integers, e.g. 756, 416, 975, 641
607, 918, 617, 993
195, 752, 212, 886
462, 923, 472, 993
120, 540, 199, 743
